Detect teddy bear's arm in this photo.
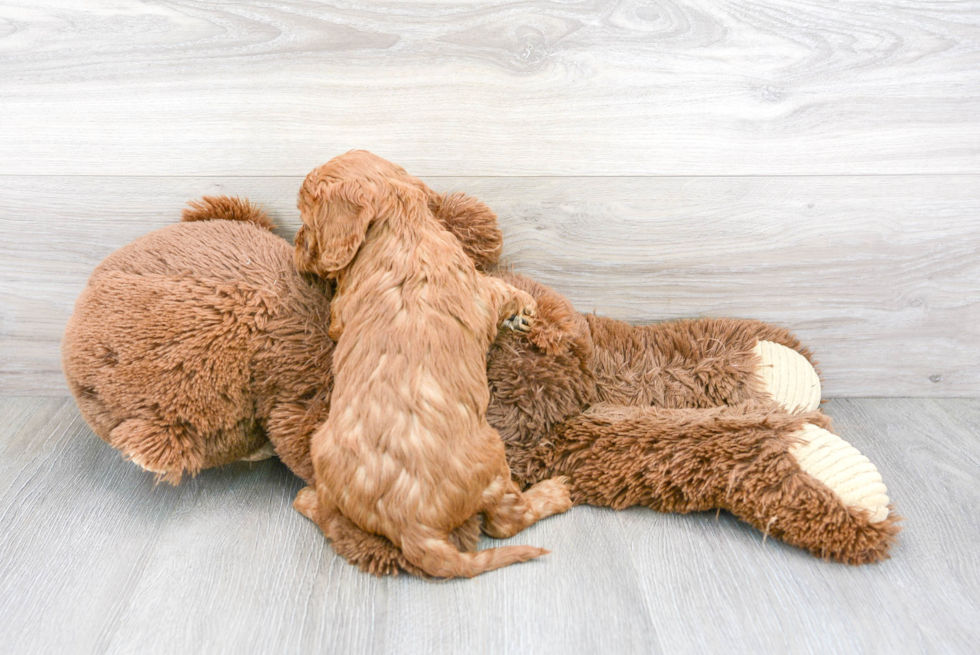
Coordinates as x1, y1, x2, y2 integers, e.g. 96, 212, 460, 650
510, 402, 900, 565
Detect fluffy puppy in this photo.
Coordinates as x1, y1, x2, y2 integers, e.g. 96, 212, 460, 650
291, 151, 572, 578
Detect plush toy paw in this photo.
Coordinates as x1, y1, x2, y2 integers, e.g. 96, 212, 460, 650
240, 441, 277, 462
110, 417, 197, 484
790, 424, 890, 523
754, 340, 821, 412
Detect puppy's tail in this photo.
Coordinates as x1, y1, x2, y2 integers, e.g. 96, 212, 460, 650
182, 196, 275, 231
401, 533, 548, 579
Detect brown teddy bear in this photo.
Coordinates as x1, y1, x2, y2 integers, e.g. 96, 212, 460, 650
62, 187, 900, 575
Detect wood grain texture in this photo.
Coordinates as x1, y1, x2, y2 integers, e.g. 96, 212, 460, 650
0, 0, 978, 176
2, 174, 977, 396
1, 397, 978, 654
621, 397, 980, 654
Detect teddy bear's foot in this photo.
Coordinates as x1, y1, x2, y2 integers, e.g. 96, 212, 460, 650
790, 424, 890, 523
754, 340, 821, 412
240, 441, 277, 462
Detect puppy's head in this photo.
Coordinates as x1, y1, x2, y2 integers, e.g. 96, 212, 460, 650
295, 150, 432, 278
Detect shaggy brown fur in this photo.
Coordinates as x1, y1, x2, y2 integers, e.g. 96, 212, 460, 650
62, 184, 901, 575
291, 151, 571, 578
182, 195, 276, 230
519, 403, 898, 564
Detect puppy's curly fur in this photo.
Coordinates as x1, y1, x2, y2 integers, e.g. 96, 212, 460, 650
292, 151, 572, 578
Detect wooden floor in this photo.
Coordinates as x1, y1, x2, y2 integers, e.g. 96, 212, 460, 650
1, 396, 978, 654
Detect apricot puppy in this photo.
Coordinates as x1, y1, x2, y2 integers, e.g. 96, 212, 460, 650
292, 151, 572, 578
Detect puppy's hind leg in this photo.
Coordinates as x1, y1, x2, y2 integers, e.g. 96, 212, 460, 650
292, 485, 320, 522
293, 486, 421, 577
482, 474, 573, 540
400, 526, 548, 579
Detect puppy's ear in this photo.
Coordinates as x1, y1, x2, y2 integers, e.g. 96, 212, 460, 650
293, 224, 320, 274
429, 192, 503, 272
295, 179, 376, 277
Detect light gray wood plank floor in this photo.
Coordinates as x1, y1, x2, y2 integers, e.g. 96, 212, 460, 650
1, 396, 978, 654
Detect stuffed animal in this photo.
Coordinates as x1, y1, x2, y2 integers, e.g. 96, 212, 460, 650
62, 188, 900, 575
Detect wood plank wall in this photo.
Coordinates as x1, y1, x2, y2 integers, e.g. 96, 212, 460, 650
0, 1, 978, 396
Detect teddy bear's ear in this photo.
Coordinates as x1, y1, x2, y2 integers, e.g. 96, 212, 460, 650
295, 178, 376, 278
430, 192, 503, 272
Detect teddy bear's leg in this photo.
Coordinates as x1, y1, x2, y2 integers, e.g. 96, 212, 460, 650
513, 402, 900, 564
734, 331, 889, 522
751, 342, 889, 522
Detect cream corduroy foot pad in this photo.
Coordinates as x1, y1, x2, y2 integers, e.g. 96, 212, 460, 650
241, 442, 278, 462
754, 340, 821, 412
129, 452, 167, 474
790, 424, 890, 523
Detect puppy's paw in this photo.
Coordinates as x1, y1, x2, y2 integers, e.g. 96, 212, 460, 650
293, 486, 318, 523
526, 475, 573, 518
502, 293, 537, 334
503, 312, 534, 333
